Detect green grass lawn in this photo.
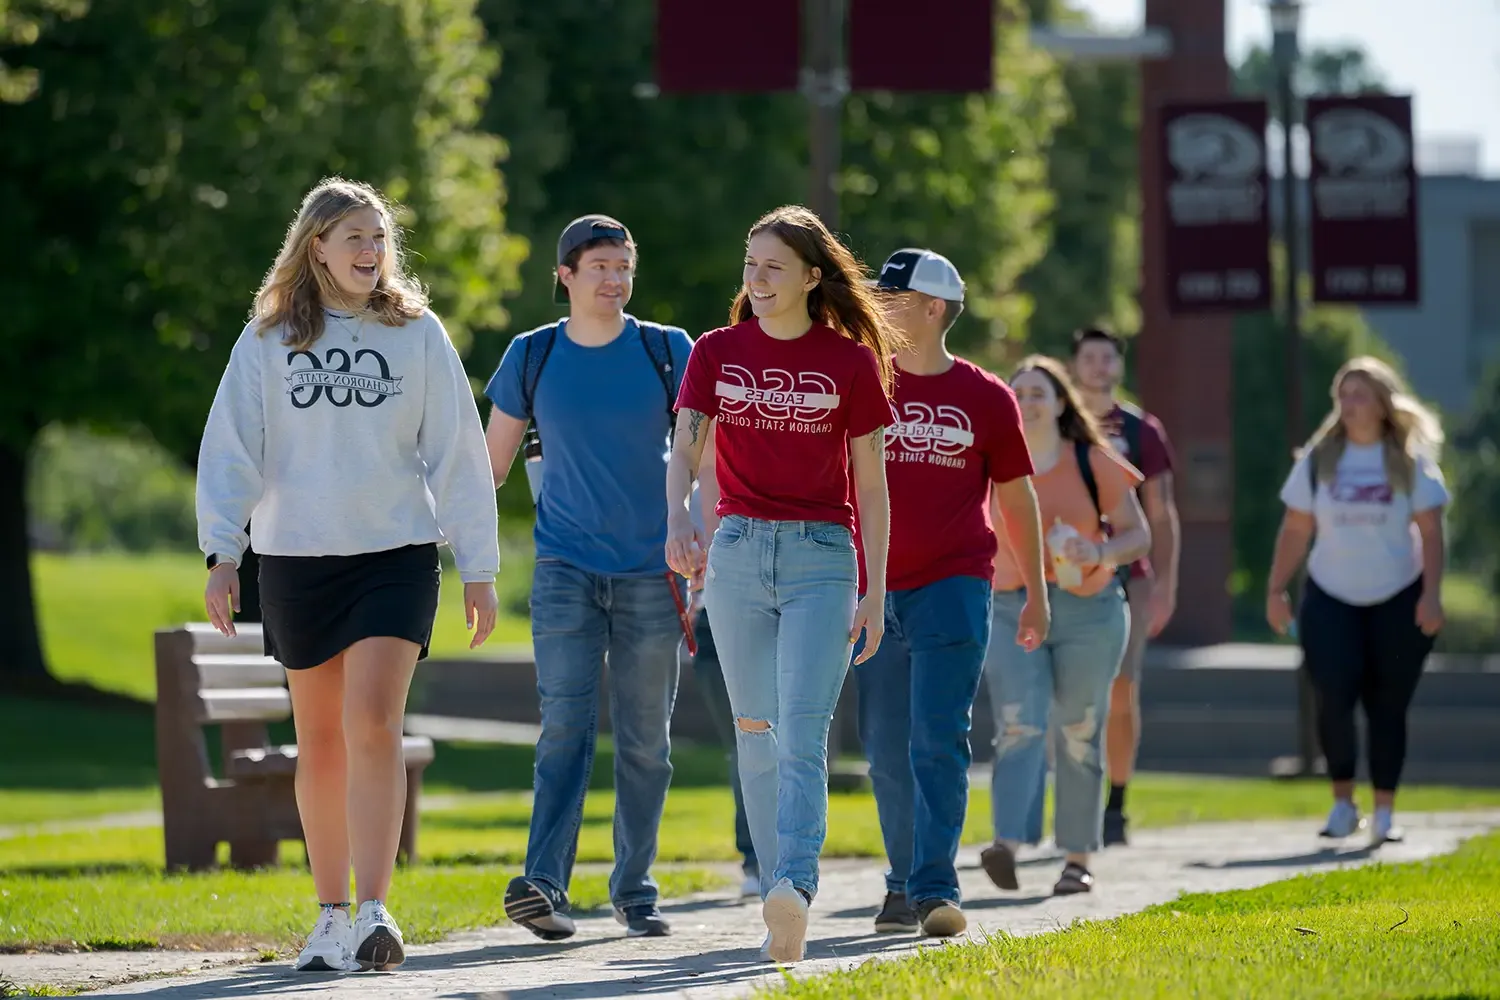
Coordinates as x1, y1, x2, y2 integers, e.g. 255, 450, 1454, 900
31, 546, 539, 702
771, 831, 1500, 1000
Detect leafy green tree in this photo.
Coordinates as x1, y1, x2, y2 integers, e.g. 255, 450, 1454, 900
0, 0, 522, 682
1015, 0, 1140, 359
1234, 42, 1386, 121
474, 0, 1066, 517
1451, 364, 1500, 596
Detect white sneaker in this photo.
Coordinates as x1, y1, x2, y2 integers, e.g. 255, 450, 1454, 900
1319, 799, 1364, 839
762, 878, 808, 964
1370, 808, 1404, 845
294, 906, 358, 972
740, 871, 761, 898
353, 899, 406, 971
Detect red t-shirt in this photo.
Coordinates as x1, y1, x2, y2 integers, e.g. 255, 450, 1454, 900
675, 320, 895, 529
857, 359, 1034, 592
1097, 402, 1174, 579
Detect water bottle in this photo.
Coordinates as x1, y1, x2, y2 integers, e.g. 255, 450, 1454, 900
1046, 517, 1085, 591
523, 432, 544, 506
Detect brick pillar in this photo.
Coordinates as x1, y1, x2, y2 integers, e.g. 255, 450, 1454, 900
1137, 0, 1235, 646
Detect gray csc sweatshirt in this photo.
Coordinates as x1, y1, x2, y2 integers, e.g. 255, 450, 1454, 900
196, 308, 500, 583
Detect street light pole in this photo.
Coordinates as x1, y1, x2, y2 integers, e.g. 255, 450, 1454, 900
1268, 0, 1321, 779
804, 0, 847, 229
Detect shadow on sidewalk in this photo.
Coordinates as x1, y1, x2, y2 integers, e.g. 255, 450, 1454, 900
440, 932, 919, 1000
1186, 844, 1379, 870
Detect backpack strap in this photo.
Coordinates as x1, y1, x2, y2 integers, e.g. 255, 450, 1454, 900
1075, 438, 1101, 517
520, 324, 559, 425
1075, 438, 1133, 590
636, 321, 680, 434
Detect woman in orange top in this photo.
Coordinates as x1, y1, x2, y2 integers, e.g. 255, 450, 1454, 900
978, 355, 1150, 896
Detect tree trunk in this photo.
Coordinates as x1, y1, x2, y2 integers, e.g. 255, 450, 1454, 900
0, 432, 48, 681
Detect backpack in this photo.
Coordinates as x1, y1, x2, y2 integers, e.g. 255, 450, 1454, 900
1074, 438, 1134, 591
518, 319, 680, 458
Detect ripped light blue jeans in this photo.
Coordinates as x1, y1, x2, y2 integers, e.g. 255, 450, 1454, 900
702, 514, 858, 901
985, 584, 1128, 854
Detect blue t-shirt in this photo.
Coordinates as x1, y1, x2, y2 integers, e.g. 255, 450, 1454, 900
486, 316, 693, 577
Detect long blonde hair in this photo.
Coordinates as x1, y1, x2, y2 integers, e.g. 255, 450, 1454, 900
252, 178, 427, 350
1303, 356, 1444, 494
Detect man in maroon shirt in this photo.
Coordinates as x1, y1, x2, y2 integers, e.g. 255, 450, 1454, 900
854, 249, 1049, 938
1071, 327, 1180, 846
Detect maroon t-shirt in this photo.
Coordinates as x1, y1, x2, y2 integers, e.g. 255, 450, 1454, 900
857, 359, 1034, 592
1097, 402, 1173, 579
675, 320, 895, 529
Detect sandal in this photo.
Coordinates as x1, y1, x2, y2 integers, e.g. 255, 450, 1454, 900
1053, 861, 1094, 895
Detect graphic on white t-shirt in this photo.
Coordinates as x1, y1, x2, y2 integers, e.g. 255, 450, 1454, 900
886, 402, 974, 467
716, 365, 841, 425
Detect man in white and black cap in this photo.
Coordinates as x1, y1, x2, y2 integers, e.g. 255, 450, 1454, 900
853, 248, 1049, 937
481, 215, 695, 942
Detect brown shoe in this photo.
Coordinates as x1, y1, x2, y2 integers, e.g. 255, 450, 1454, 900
1053, 861, 1094, 895
979, 842, 1020, 891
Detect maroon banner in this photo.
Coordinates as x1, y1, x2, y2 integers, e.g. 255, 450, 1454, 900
1159, 99, 1272, 314
656, 0, 801, 93
849, 0, 994, 92
1307, 95, 1421, 304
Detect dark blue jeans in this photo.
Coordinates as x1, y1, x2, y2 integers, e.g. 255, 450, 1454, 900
525, 558, 682, 907
854, 574, 992, 904
691, 609, 757, 874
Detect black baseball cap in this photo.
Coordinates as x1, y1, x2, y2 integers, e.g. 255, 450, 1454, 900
873, 248, 966, 303
553, 214, 633, 304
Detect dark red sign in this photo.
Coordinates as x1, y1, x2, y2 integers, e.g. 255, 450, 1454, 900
1307, 95, 1421, 305
1159, 99, 1272, 314
849, 0, 994, 92
655, 0, 801, 93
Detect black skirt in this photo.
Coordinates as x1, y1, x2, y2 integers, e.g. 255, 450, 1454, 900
259, 543, 442, 670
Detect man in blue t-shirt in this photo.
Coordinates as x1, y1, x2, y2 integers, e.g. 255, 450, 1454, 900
483, 215, 693, 943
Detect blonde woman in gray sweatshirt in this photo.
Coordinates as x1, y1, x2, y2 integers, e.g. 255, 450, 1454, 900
196, 177, 500, 975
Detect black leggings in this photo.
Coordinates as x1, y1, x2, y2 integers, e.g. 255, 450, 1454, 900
1299, 577, 1434, 791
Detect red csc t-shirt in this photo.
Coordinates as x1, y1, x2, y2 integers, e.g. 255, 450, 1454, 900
857, 359, 1035, 592
1097, 402, 1174, 579
675, 320, 895, 529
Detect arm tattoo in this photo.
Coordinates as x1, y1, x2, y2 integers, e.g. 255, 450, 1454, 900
868, 430, 883, 455
687, 409, 706, 447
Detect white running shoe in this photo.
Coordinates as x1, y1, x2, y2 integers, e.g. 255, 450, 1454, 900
353, 899, 406, 971
294, 906, 358, 972
740, 871, 761, 899
1370, 808, 1404, 845
762, 878, 809, 964
1319, 799, 1364, 839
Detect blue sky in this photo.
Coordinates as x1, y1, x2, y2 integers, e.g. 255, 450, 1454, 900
1070, 0, 1500, 176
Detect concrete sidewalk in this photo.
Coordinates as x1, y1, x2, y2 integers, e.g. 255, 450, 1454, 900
7, 810, 1497, 999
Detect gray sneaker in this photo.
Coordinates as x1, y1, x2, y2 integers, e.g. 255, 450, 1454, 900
873, 891, 917, 933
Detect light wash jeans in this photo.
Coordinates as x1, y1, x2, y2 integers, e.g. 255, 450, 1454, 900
985, 584, 1128, 854
702, 514, 858, 901
854, 574, 992, 904
524, 558, 682, 907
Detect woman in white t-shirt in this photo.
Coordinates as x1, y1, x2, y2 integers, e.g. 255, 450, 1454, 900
1266, 356, 1448, 846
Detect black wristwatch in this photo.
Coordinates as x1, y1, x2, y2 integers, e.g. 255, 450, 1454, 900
206, 553, 232, 571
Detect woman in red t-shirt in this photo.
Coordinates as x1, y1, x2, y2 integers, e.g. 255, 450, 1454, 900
665, 205, 901, 964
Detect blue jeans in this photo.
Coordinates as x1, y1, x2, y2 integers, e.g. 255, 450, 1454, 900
854, 575, 991, 904
691, 609, 757, 874
986, 584, 1128, 854
703, 514, 858, 901
525, 558, 683, 907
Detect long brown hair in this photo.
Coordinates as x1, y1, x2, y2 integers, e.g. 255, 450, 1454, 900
1012, 354, 1108, 448
1303, 355, 1444, 494
252, 177, 427, 351
729, 205, 908, 395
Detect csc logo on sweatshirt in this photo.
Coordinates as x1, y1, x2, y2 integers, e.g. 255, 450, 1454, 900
286, 349, 403, 409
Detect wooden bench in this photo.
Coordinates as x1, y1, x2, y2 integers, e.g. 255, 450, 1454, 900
154, 623, 435, 872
